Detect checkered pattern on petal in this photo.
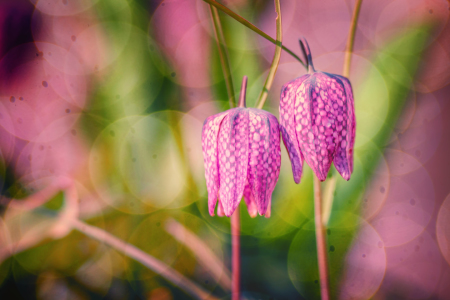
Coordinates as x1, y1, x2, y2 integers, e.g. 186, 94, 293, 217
218, 108, 250, 217
202, 111, 228, 216
279, 75, 308, 183
265, 111, 281, 215
246, 109, 280, 216
330, 74, 356, 180
243, 182, 257, 218
286, 72, 354, 181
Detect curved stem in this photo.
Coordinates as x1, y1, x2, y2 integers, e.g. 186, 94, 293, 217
210, 5, 236, 108
201, 0, 306, 69
314, 175, 330, 300
257, 0, 282, 109
71, 219, 217, 300
343, 0, 363, 77
165, 219, 232, 291
322, 0, 363, 227
231, 208, 240, 300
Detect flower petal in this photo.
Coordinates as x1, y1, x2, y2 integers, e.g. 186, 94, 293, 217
243, 183, 257, 218
294, 74, 339, 181
264, 112, 281, 217
202, 111, 228, 216
246, 109, 280, 216
218, 108, 249, 217
330, 74, 356, 180
279, 76, 308, 183
217, 199, 225, 217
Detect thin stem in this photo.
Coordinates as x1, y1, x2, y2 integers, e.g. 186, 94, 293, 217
165, 218, 232, 291
201, 0, 306, 69
238, 76, 248, 108
343, 0, 363, 77
313, 175, 330, 300
321, 0, 363, 229
70, 219, 217, 300
2, 177, 72, 210
210, 5, 236, 108
230, 208, 240, 300
256, 0, 282, 109
321, 175, 336, 226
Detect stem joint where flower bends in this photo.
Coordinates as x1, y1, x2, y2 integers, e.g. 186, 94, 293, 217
238, 76, 248, 108
299, 37, 315, 74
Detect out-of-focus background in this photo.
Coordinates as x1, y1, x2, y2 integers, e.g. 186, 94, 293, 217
0, 0, 449, 299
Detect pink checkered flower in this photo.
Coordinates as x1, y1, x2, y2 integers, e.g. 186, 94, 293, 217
280, 38, 356, 182
202, 77, 281, 218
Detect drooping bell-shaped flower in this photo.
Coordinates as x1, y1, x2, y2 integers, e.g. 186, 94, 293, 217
202, 76, 281, 218
279, 37, 356, 182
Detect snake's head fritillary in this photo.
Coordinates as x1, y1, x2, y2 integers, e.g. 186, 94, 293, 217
202, 77, 281, 218
279, 37, 356, 182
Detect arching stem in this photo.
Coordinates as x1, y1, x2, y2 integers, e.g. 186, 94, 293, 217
201, 0, 306, 69
343, 0, 363, 77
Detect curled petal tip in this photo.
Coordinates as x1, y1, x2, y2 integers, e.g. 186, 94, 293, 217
247, 200, 258, 218
217, 201, 225, 217
208, 196, 217, 217
264, 206, 271, 218
342, 172, 351, 181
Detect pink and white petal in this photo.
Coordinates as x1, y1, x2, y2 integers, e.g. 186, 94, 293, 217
279, 76, 308, 183
264, 198, 271, 218
202, 111, 228, 216
294, 77, 327, 181
264, 112, 281, 216
324, 74, 353, 180
247, 109, 271, 216
334, 74, 356, 176
217, 199, 225, 217
243, 183, 257, 218
218, 108, 249, 217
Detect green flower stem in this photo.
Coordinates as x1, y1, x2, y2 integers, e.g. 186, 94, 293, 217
210, 4, 236, 108
321, 175, 336, 225
322, 0, 363, 226
343, 0, 363, 77
256, 0, 282, 109
202, 0, 306, 68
